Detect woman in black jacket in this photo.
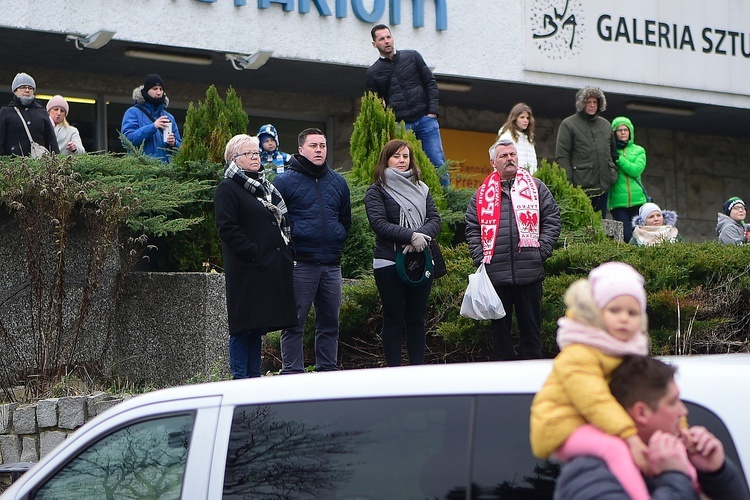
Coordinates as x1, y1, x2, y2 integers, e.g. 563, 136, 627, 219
365, 140, 445, 366
214, 134, 297, 378
0, 73, 59, 156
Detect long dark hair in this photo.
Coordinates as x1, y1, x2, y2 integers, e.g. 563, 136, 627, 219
373, 140, 421, 186
499, 102, 536, 143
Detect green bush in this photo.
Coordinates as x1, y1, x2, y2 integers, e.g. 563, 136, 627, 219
535, 158, 606, 245
149, 85, 250, 271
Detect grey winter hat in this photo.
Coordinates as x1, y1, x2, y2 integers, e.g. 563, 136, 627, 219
12, 72, 36, 92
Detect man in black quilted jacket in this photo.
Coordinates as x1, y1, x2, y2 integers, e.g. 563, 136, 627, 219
366, 24, 448, 186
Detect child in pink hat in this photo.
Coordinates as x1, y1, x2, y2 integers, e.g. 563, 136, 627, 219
530, 262, 697, 500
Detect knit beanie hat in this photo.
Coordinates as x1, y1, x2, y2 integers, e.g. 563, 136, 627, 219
639, 202, 661, 222
723, 197, 745, 216
143, 74, 164, 91
12, 73, 36, 92
589, 262, 646, 312
46, 95, 69, 114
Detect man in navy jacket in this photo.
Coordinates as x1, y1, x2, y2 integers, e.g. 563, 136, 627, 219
273, 128, 351, 373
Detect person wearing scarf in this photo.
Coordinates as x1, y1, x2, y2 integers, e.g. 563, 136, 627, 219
214, 134, 297, 379
0, 72, 59, 156
465, 139, 561, 360
629, 202, 682, 246
365, 140, 446, 366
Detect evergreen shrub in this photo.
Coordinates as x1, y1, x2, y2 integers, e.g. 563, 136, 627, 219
151, 85, 250, 271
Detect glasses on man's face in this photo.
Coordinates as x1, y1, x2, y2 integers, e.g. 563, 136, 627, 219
16, 86, 34, 91
236, 151, 261, 160
496, 152, 517, 160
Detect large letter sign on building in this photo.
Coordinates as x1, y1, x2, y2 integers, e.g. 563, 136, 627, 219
197, 0, 446, 30
524, 0, 750, 96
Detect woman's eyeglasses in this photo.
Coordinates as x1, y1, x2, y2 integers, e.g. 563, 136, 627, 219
236, 151, 261, 159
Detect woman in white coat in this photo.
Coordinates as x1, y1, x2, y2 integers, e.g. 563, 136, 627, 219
498, 102, 538, 174
47, 95, 85, 155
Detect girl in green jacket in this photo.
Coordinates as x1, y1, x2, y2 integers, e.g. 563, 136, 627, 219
608, 116, 648, 242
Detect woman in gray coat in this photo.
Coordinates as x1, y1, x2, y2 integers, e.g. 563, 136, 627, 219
215, 134, 297, 378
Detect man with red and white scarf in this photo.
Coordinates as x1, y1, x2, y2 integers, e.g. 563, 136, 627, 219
465, 139, 561, 360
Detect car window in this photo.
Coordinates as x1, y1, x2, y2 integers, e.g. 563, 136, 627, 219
223, 396, 473, 499
472, 394, 557, 499
223, 394, 554, 499
34, 413, 194, 500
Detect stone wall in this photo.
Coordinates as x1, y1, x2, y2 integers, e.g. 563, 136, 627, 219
0, 394, 125, 470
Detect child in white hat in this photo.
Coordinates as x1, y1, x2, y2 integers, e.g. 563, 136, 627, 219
629, 202, 681, 246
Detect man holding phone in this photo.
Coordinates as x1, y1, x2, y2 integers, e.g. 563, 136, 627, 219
121, 73, 182, 162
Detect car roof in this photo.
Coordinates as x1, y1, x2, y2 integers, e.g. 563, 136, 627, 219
110, 354, 750, 412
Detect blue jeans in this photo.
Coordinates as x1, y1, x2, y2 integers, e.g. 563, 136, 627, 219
374, 265, 432, 366
405, 115, 448, 187
229, 328, 266, 379
280, 262, 342, 373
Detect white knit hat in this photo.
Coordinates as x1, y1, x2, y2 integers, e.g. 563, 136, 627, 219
638, 203, 661, 222
46, 95, 69, 114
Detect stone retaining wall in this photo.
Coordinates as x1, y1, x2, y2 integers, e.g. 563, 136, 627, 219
0, 394, 125, 467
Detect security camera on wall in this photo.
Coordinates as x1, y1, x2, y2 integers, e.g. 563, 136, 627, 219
66, 30, 116, 50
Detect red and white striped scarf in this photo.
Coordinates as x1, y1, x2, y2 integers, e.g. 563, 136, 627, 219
477, 168, 540, 264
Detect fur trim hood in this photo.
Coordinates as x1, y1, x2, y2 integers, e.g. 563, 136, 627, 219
575, 86, 607, 114
131, 85, 170, 107
631, 210, 678, 228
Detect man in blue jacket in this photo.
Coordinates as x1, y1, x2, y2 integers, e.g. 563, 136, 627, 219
366, 24, 448, 186
273, 128, 351, 373
121, 74, 181, 162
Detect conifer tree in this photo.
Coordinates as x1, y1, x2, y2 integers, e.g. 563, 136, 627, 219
154, 85, 250, 271
350, 92, 444, 208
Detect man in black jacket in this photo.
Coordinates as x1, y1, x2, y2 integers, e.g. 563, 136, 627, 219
555, 355, 749, 499
366, 24, 448, 186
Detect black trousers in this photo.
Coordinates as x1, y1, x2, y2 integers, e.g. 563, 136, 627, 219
374, 265, 432, 366
490, 281, 543, 361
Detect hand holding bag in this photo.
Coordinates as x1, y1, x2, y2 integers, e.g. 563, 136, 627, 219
14, 107, 49, 158
460, 264, 506, 320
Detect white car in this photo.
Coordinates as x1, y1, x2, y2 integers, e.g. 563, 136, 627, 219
2, 355, 749, 499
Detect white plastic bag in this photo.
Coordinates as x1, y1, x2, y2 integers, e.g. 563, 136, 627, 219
460, 264, 506, 320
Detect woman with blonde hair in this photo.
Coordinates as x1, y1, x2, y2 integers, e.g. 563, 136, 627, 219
498, 102, 537, 174
47, 95, 85, 155
214, 134, 297, 378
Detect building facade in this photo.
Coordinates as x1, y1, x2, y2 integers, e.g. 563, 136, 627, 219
2, 0, 749, 240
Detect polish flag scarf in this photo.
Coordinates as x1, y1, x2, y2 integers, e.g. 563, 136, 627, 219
477, 168, 540, 264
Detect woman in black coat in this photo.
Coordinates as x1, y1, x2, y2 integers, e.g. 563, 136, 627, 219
215, 134, 297, 378
0, 73, 59, 156
365, 140, 445, 366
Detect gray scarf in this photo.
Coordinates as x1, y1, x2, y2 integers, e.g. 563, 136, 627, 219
383, 168, 429, 228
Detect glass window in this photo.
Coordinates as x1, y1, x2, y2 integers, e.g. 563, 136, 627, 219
223, 397, 472, 499
472, 394, 558, 499
34, 413, 194, 500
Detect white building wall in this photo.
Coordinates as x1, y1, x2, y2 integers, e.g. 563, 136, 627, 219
6, 0, 750, 110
